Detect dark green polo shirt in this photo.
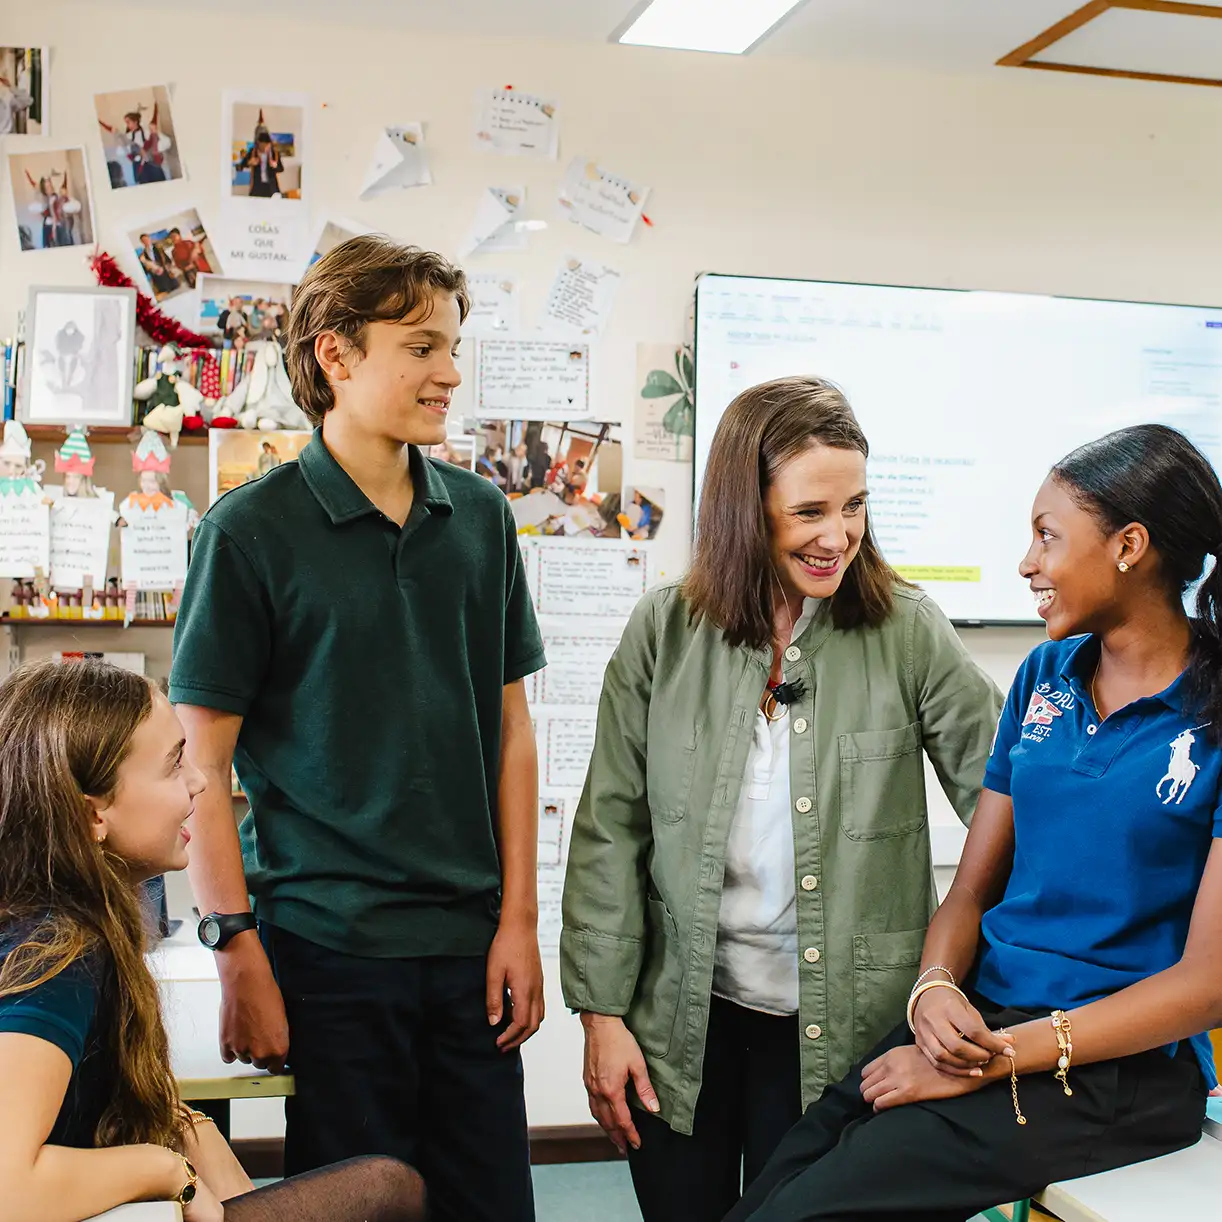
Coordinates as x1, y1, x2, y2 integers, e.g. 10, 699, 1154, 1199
169, 432, 546, 957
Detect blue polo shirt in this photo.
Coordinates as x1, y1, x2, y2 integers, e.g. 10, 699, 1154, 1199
975, 634, 1219, 1087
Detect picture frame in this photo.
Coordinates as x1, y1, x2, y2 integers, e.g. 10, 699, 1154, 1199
20, 285, 137, 426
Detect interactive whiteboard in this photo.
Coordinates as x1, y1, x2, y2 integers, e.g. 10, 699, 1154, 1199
694, 274, 1222, 623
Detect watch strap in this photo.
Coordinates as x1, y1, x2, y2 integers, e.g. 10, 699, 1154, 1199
199, 911, 258, 949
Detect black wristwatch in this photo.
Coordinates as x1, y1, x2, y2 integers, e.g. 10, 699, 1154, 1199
197, 911, 258, 950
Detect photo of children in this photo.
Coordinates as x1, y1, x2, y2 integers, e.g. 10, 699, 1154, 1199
428, 436, 476, 470
467, 419, 622, 539
127, 210, 219, 303
94, 86, 182, 188
308, 219, 363, 269
0, 47, 45, 136
8, 148, 94, 251
229, 102, 303, 200
197, 276, 293, 343
617, 486, 665, 540
208, 428, 311, 505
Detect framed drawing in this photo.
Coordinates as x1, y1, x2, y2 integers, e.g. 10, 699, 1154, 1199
20, 285, 137, 426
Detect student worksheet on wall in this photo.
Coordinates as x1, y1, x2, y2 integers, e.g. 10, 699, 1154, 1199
694, 274, 1222, 623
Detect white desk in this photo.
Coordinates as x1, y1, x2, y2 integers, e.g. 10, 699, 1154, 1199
149, 929, 294, 1108
1037, 1128, 1222, 1222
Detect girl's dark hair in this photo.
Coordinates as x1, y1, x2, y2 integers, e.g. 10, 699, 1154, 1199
685, 375, 905, 649
1053, 424, 1222, 743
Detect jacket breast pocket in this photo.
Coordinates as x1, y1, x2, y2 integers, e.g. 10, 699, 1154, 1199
838, 723, 925, 841
628, 897, 684, 1059
852, 927, 926, 1056
646, 720, 701, 825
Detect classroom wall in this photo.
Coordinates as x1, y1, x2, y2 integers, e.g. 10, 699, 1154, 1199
4, 0, 1219, 1133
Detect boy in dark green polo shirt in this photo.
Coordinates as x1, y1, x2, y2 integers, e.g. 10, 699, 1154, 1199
170, 235, 545, 1222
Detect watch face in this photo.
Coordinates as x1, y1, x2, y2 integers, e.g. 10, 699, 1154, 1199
198, 916, 220, 948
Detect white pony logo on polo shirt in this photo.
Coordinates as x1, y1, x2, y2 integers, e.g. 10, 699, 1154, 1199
1156, 728, 1202, 805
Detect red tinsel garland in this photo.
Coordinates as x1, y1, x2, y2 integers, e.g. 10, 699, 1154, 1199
90, 250, 216, 349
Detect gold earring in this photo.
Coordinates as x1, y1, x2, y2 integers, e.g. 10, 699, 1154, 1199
1118, 561, 1130, 573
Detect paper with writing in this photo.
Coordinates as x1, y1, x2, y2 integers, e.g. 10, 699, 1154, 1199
50, 494, 114, 589
360, 123, 431, 198
475, 339, 591, 419
120, 502, 188, 590
0, 498, 51, 578
474, 89, 559, 159
541, 257, 621, 337
557, 157, 649, 244
464, 274, 520, 337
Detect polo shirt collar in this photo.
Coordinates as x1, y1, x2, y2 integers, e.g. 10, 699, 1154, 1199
298, 430, 453, 525
1059, 632, 1190, 714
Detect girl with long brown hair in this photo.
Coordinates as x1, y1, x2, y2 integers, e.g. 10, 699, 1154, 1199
0, 659, 426, 1222
561, 376, 1004, 1222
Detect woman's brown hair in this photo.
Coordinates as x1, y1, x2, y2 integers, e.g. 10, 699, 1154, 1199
0, 660, 185, 1150
685, 375, 905, 649
286, 233, 470, 427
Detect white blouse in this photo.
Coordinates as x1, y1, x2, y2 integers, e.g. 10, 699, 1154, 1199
711, 599, 818, 1015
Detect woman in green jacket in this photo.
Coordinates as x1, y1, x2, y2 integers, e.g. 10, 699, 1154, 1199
560, 375, 1003, 1222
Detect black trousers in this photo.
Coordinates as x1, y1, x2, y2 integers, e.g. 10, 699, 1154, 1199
261, 924, 535, 1222
628, 996, 805, 1222
725, 1001, 1207, 1222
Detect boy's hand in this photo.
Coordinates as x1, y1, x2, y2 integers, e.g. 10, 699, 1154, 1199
486, 918, 544, 1050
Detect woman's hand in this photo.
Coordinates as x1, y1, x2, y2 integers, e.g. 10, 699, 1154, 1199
861, 1044, 1000, 1112
911, 985, 1013, 1075
581, 1014, 660, 1155
182, 1175, 225, 1222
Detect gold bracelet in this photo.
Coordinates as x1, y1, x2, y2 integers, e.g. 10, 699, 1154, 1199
181, 1105, 213, 1126
1051, 1010, 1074, 1097
998, 1029, 1026, 1125
911, 965, 956, 991
905, 979, 969, 1033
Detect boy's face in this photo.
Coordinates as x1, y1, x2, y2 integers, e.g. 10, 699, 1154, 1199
337, 292, 462, 447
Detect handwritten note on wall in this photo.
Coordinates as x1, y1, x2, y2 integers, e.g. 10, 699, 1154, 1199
557, 158, 649, 244
475, 339, 591, 418
541, 257, 621, 338
0, 499, 51, 578
50, 496, 114, 589
474, 89, 559, 158
120, 504, 188, 590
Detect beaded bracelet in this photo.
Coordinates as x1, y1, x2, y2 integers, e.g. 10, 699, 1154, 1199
911, 965, 956, 992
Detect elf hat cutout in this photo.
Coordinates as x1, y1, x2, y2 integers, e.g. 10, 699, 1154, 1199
132, 429, 172, 473
0, 419, 32, 465
55, 428, 96, 476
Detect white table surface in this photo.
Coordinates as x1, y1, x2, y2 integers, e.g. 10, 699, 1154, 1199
1037, 1128, 1222, 1222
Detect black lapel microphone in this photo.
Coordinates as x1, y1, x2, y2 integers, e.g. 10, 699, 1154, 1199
770, 678, 807, 707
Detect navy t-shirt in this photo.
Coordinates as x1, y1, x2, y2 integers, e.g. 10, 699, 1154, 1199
0, 928, 114, 1147
975, 634, 1220, 1087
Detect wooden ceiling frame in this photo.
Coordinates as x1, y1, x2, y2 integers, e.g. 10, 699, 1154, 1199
998, 0, 1222, 87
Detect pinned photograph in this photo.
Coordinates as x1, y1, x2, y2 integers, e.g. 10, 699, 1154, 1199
307, 218, 365, 270
618, 487, 665, 540
128, 209, 219, 303
197, 276, 293, 344
467, 419, 622, 539
428, 436, 476, 470
8, 148, 94, 251
95, 86, 182, 188
208, 428, 312, 504
0, 47, 47, 136
227, 99, 305, 201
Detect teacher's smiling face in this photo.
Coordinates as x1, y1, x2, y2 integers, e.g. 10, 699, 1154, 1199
764, 441, 868, 603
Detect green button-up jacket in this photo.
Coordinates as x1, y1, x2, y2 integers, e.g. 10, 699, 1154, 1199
560, 581, 1003, 1134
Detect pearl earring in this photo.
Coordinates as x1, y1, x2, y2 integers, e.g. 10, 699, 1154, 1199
1118, 562, 1130, 573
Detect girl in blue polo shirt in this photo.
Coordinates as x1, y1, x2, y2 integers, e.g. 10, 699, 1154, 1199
729, 423, 1222, 1221
0, 659, 427, 1222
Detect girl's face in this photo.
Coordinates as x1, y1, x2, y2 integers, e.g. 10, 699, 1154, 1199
64, 472, 82, 495
124, 116, 139, 132
87, 692, 206, 882
139, 470, 159, 495
763, 441, 868, 604
1020, 476, 1139, 640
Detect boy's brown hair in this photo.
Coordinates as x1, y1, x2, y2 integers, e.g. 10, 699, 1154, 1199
286, 234, 469, 427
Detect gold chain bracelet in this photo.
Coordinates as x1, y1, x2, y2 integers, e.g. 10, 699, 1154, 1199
1052, 1010, 1074, 1097
998, 1029, 1026, 1125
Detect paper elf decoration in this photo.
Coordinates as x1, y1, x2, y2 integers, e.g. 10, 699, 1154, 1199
89, 250, 215, 350
53, 428, 98, 497
122, 429, 196, 523
0, 420, 46, 499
